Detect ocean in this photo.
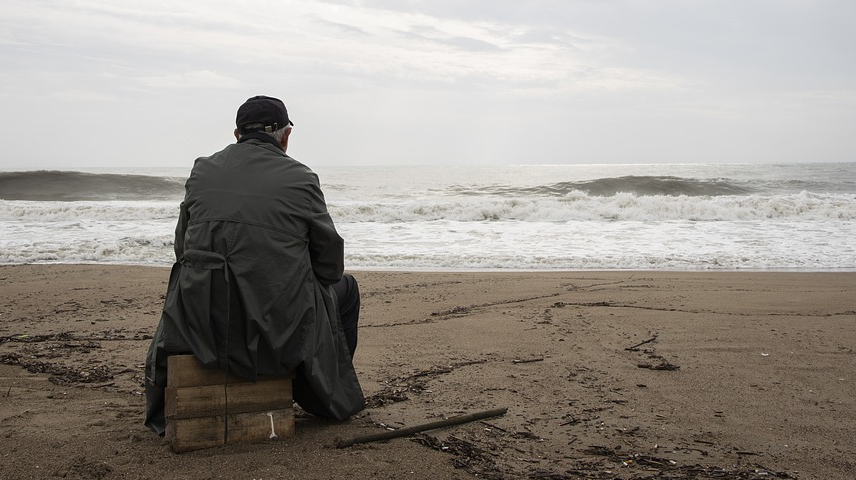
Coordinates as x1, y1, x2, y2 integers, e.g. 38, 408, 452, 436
1, 163, 854, 271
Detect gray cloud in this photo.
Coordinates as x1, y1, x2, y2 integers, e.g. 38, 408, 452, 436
1, 0, 854, 168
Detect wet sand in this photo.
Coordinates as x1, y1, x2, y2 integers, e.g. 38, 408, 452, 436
1, 265, 854, 479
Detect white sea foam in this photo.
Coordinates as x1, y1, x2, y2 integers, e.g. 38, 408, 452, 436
338, 219, 856, 271
0, 200, 180, 222
330, 191, 856, 223
2, 163, 855, 270
3, 191, 853, 225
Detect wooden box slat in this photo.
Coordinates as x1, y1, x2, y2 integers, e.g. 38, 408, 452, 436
167, 355, 248, 387
165, 379, 293, 419
166, 408, 295, 453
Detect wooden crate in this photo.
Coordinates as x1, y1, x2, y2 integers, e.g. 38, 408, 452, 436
164, 355, 295, 453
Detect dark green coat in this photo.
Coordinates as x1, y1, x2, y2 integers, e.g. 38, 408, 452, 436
144, 137, 364, 434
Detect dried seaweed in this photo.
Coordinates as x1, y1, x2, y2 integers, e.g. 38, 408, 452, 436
0, 352, 114, 384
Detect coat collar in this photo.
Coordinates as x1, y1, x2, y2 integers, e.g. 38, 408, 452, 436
237, 132, 284, 151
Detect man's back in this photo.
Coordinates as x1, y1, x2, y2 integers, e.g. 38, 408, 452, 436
180, 138, 343, 286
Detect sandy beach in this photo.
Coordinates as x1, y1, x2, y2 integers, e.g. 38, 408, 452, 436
0, 264, 854, 479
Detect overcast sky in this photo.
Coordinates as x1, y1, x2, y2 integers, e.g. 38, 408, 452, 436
1, 0, 854, 169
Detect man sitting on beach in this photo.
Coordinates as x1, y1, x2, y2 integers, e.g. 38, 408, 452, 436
143, 95, 365, 435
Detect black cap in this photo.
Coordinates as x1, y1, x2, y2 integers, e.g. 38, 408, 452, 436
235, 95, 293, 133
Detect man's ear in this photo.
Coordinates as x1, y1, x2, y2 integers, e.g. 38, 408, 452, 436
280, 127, 292, 152
234, 128, 241, 141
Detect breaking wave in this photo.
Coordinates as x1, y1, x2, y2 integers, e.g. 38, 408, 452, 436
449, 175, 756, 197
2, 191, 854, 223
0, 170, 185, 201
330, 191, 856, 223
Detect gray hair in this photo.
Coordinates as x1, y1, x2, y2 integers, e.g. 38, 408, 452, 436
241, 123, 290, 142
268, 125, 289, 143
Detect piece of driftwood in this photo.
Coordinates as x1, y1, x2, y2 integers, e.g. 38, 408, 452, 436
624, 335, 658, 351
511, 357, 544, 364
336, 407, 508, 448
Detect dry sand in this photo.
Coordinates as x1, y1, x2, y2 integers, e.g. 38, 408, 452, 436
0, 264, 854, 479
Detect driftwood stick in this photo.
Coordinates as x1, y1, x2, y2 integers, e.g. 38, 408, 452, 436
336, 407, 508, 448
624, 335, 658, 351
512, 357, 544, 364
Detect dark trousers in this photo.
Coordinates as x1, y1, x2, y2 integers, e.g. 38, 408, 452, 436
331, 273, 360, 357
292, 273, 361, 418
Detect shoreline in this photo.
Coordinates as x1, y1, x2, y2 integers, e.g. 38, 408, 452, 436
1, 264, 854, 479
6, 261, 856, 273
